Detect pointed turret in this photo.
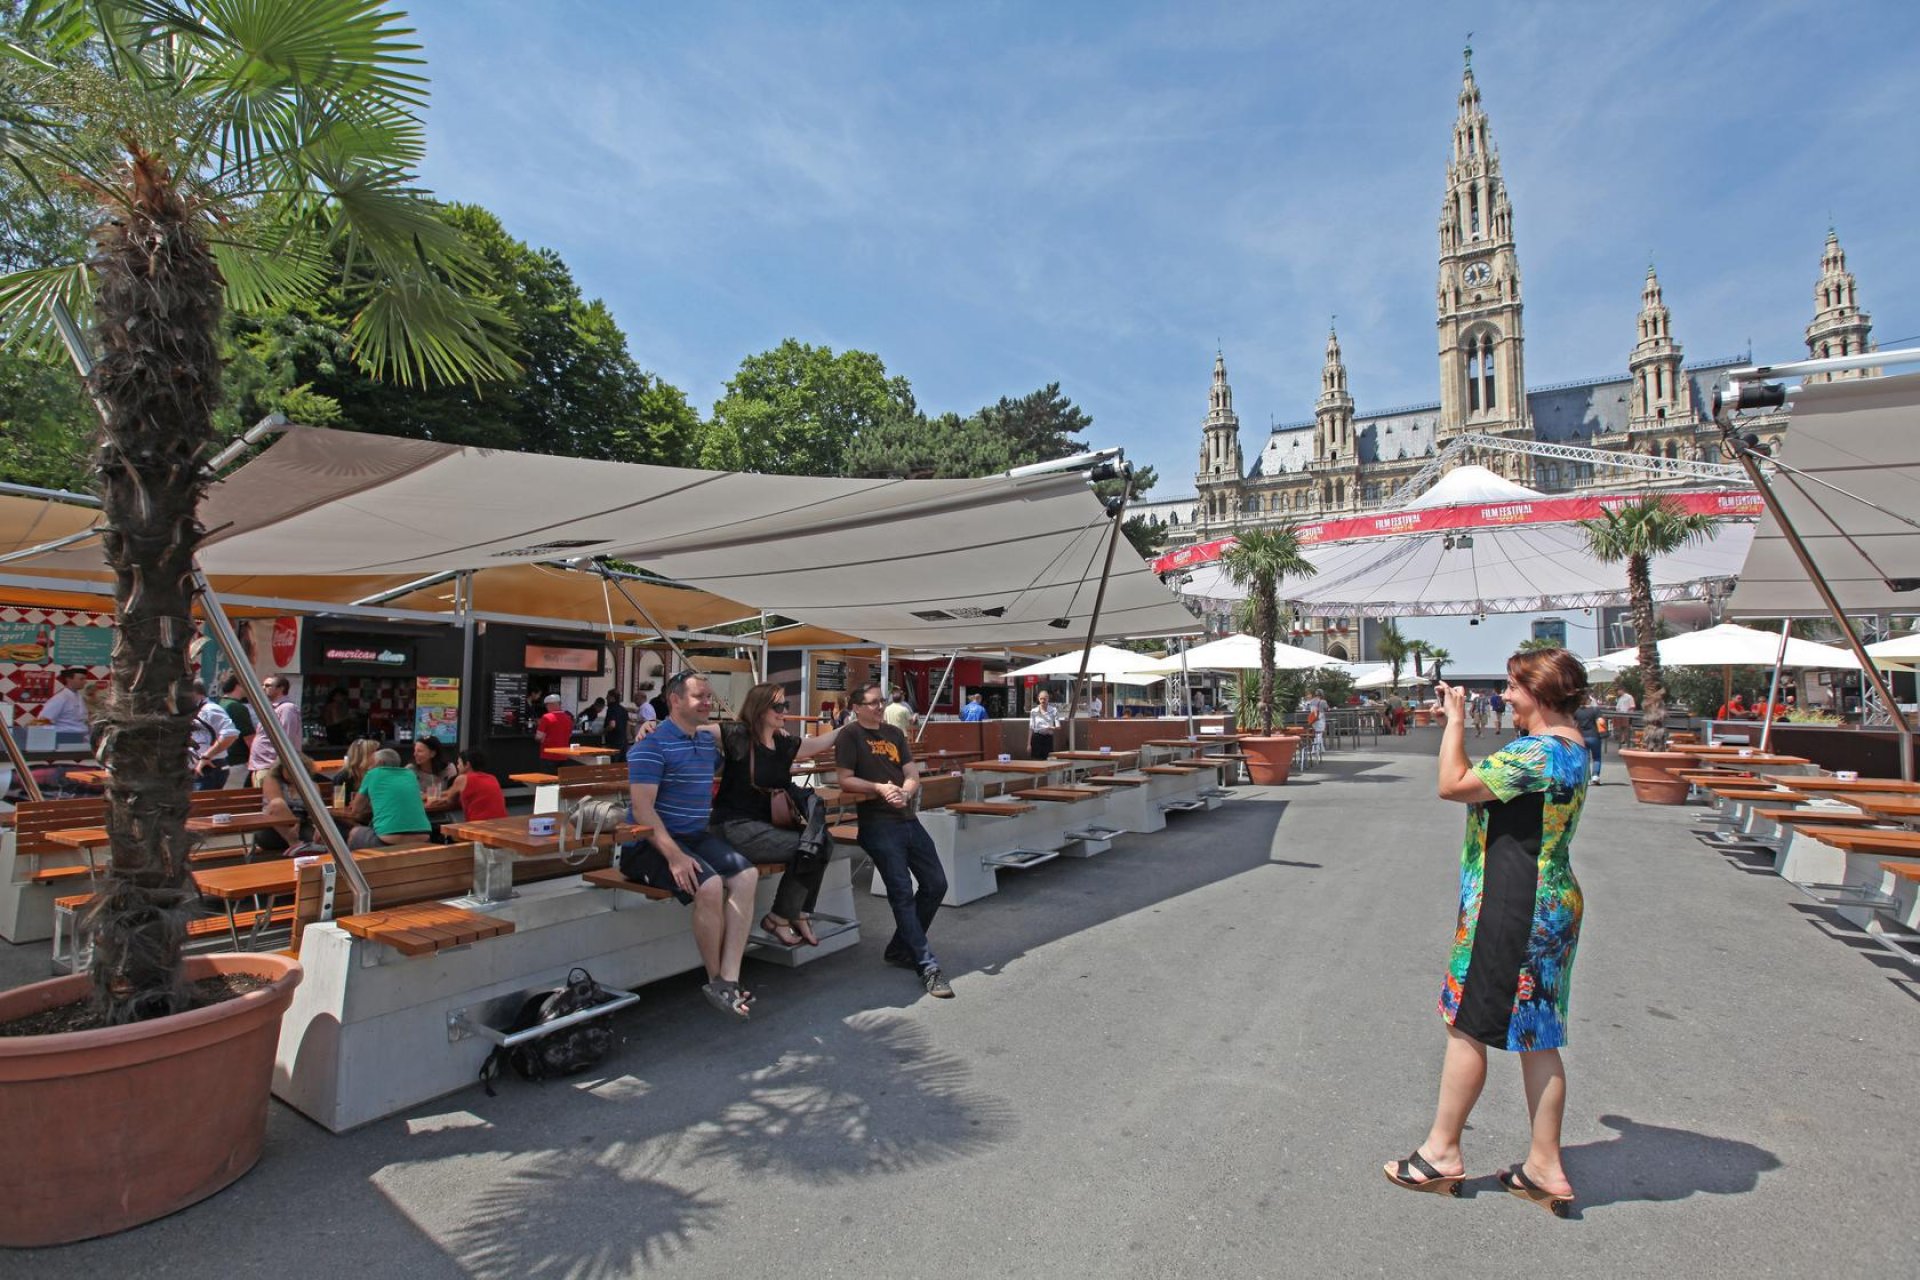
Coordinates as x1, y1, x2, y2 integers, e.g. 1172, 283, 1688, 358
1628, 264, 1691, 431
1195, 350, 1244, 524
1804, 229, 1874, 383
1315, 325, 1356, 465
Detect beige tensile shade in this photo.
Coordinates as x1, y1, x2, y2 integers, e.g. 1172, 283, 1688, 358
1865, 633, 1920, 668
1139, 633, 1342, 674
1592, 623, 1861, 671
1006, 644, 1165, 686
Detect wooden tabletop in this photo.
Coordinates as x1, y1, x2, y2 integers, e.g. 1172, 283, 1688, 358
1851, 797, 1920, 822
509, 772, 561, 786
45, 827, 109, 850
542, 745, 616, 760
66, 769, 109, 786
193, 859, 307, 901
187, 812, 286, 836
312, 758, 346, 772
963, 760, 1066, 774
1052, 750, 1139, 763
441, 813, 649, 856
1772, 776, 1920, 794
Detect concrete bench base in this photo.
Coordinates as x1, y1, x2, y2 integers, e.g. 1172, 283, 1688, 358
273, 860, 859, 1132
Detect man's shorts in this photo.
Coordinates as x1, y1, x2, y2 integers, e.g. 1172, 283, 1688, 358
617, 829, 754, 904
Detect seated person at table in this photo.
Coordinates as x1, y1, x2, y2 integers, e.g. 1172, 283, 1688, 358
712, 682, 840, 947
255, 759, 316, 856
425, 749, 508, 822
410, 736, 457, 802
621, 671, 760, 1020
347, 749, 433, 850
330, 737, 380, 808
537, 694, 575, 760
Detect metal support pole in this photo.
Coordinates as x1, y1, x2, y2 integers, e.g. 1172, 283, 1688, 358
1182, 637, 1195, 736
596, 565, 737, 716
880, 646, 890, 704
457, 570, 477, 751
1726, 444, 1912, 780
192, 568, 369, 911
1064, 480, 1133, 751
0, 713, 44, 803
753, 611, 768, 685
916, 652, 959, 743
1759, 619, 1790, 754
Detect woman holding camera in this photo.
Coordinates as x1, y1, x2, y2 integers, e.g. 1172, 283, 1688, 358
712, 683, 842, 946
1383, 648, 1591, 1216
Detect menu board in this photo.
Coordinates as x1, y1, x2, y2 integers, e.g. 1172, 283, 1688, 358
490, 671, 530, 736
815, 659, 847, 692
415, 676, 460, 743
52, 626, 114, 667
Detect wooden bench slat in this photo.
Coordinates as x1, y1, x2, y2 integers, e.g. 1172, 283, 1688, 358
581, 867, 674, 900
945, 802, 1038, 815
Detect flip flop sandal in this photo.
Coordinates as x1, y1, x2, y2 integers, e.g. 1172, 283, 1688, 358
1384, 1149, 1463, 1197
1499, 1164, 1574, 1217
701, 980, 751, 1021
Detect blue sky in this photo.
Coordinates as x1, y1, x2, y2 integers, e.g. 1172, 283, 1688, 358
407, 0, 1918, 497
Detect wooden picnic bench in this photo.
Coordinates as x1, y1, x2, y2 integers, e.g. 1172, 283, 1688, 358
288, 844, 511, 956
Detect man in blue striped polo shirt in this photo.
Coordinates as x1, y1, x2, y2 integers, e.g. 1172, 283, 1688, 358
622, 671, 759, 1020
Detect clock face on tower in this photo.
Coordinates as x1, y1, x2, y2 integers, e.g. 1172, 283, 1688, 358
1463, 261, 1492, 287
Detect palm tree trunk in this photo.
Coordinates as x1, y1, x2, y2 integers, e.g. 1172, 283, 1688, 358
1256, 581, 1276, 734
1628, 552, 1667, 750
86, 148, 222, 1024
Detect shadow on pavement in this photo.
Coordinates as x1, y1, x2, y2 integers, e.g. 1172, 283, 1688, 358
1461, 1113, 1780, 1218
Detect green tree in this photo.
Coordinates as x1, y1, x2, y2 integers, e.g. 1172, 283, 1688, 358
1376, 619, 1413, 690
1218, 525, 1317, 735
1515, 637, 1561, 653
1579, 496, 1715, 750
703, 338, 915, 474
1425, 646, 1452, 682
0, 0, 514, 1023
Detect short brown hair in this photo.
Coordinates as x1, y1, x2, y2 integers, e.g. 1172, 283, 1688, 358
1506, 648, 1587, 715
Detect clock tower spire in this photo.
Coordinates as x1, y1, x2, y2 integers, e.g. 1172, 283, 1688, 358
1436, 51, 1528, 471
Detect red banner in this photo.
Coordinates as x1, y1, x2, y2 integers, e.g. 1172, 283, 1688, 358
1151, 489, 1762, 574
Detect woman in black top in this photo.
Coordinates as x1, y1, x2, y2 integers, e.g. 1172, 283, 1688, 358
711, 682, 840, 946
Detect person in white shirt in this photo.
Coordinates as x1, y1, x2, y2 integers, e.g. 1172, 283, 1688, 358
186, 680, 239, 790
1028, 691, 1062, 759
1088, 694, 1104, 718
35, 668, 93, 738
1302, 690, 1330, 744
1613, 689, 1635, 715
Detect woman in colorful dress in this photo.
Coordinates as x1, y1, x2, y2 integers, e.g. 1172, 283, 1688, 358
1384, 647, 1590, 1216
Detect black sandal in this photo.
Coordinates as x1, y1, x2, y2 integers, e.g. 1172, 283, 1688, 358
1499, 1164, 1574, 1217
1383, 1149, 1463, 1197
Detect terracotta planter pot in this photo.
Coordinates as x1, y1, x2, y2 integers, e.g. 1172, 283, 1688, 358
0, 952, 302, 1247
1618, 748, 1694, 805
1239, 734, 1299, 785
1413, 708, 1433, 727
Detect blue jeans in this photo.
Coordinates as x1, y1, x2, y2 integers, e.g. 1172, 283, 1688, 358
859, 815, 946, 972
1584, 735, 1603, 779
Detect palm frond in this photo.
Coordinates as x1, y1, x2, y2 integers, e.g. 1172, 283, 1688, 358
207, 222, 330, 312
0, 259, 93, 361
346, 272, 516, 387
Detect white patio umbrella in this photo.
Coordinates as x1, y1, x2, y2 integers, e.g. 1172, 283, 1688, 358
1865, 633, 1920, 668
1004, 643, 1166, 685
1593, 623, 1861, 670
1353, 664, 1432, 691
1139, 632, 1342, 675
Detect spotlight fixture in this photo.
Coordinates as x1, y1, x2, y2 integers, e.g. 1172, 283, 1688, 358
1047, 617, 1072, 630
1711, 378, 1787, 424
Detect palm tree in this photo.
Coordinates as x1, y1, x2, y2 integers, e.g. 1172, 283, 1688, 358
0, 2, 514, 1023
1426, 646, 1452, 683
1219, 525, 1317, 734
1376, 619, 1412, 691
1515, 637, 1560, 653
1579, 496, 1715, 750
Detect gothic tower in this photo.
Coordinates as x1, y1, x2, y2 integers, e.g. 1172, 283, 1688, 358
1195, 350, 1243, 524
1314, 325, 1355, 465
1436, 47, 1528, 462
1627, 265, 1692, 433
1804, 229, 1874, 383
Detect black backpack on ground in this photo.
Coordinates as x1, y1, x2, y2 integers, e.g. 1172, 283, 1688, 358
479, 967, 622, 1095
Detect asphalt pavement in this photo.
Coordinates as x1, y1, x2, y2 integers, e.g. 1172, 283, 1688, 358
6, 731, 1917, 1277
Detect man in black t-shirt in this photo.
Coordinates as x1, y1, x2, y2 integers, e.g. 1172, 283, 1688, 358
834, 682, 953, 998
602, 690, 630, 751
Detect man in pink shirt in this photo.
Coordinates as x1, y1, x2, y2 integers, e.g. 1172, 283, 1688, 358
247, 674, 304, 784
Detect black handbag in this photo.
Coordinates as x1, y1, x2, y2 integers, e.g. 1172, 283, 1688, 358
792, 788, 830, 874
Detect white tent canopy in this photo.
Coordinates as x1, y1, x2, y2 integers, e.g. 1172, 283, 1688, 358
1179, 520, 1751, 619
1352, 664, 1431, 690
6, 427, 1198, 649
1727, 371, 1920, 618
1591, 623, 1862, 671
1400, 464, 1543, 510
1140, 633, 1343, 674
1864, 633, 1920, 668
1005, 644, 1166, 685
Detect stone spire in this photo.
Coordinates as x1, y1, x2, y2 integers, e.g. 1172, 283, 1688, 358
1196, 350, 1243, 513
1628, 264, 1691, 431
1315, 325, 1355, 465
1435, 53, 1526, 457
1804, 229, 1873, 383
